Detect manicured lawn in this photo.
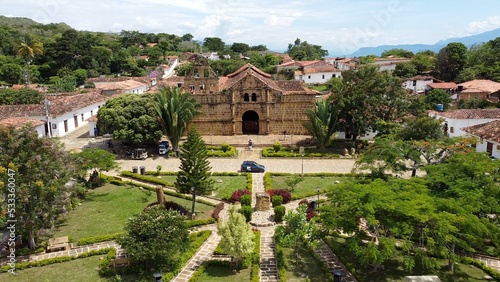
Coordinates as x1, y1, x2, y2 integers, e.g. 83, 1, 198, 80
53, 183, 157, 240
0, 256, 108, 282
269, 175, 354, 199
195, 265, 251, 281
282, 247, 330, 282
159, 175, 248, 200
324, 236, 490, 282
53, 183, 215, 240
212, 175, 248, 200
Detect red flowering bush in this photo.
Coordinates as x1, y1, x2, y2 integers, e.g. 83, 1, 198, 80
268, 189, 292, 204
164, 201, 188, 216
230, 189, 251, 203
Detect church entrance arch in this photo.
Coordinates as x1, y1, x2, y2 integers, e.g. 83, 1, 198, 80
242, 111, 259, 134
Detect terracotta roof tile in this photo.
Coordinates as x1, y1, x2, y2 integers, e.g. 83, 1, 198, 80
0, 117, 46, 128
461, 120, 500, 143
428, 82, 458, 89
0, 93, 110, 118
430, 109, 500, 119
458, 79, 500, 94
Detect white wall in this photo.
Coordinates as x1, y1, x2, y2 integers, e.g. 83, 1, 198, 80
474, 138, 500, 159
296, 72, 341, 84
336, 131, 377, 140
444, 118, 496, 138
403, 79, 433, 93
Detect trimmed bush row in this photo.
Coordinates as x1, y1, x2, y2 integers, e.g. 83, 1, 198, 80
251, 230, 261, 282
0, 247, 113, 273
185, 218, 216, 228
206, 145, 238, 157
77, 232, 125, 246
121, 171, 173, 186
275, 239, 287, 282
144, 171, 242, 176
115, 173, 216, 207
262, 147, 342, 158
460, 256, 500, 280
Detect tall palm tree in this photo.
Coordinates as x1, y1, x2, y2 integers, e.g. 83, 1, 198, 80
17, 36, 44, 85
153, 87, 201, 151
302, 98, 338, 150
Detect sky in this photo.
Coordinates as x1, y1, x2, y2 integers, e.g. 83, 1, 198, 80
1, 0, 500, 55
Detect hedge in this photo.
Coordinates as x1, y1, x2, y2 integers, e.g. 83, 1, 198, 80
251, 230, 261, 282
460, 256, 500, 280
0, 247, 113, 273
76, 232, 125, 246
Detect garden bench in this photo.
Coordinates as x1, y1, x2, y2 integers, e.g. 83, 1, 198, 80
110, 257, 130, 268
47, 236, 69, 252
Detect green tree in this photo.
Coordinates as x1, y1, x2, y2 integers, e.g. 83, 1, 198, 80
275, 204, 319, 267
424, 89, 452, 110
203, 37, 225, 52
393, 62, 417, 78
153, 87, 201, 151
118, 206, 189, 271
230, 42, 250, 54
175, 128, 214, 196
412, 51, 436, 74
286, 38, 328, 60
0, 63, 22, 85
329, 66, 410, 142
396, 116, 445, 141
16, 35, 43, 85
97, 94, 163, 145
0, 125, 80, 249
0, 87, 43, 105
73, 148, 119, 187
285, 175, 304, 191
217, 206, 255, 267
435, 42, 467, 82
302, 98, 338, 150
381, 48, 414, 58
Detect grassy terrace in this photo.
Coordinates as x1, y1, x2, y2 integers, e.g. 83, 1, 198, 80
269, 174, 355, 199
52, 183, 215, 241
0, 256, 107, 282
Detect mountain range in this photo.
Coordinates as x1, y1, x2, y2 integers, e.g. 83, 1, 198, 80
349, 28, 500, 57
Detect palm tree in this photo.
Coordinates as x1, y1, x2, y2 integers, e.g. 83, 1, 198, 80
16, 36, 44, 85
302, 98, 338, 150
153, 87, 201, 152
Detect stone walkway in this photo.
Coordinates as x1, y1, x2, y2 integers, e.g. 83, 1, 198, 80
314, 240, 357, 282
475, 255, 500, 272
0, 241, 122, 265
259, 226, 279, 282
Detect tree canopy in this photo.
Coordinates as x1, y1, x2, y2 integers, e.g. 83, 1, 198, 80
0, 125, 81, 249
286, 38, 328, 60
97, 94, 163, 145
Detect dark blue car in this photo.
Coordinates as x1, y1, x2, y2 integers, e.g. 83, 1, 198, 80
241, 161, 265, 172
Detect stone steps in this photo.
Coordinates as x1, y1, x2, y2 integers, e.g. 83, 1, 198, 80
314, 240, 358, 282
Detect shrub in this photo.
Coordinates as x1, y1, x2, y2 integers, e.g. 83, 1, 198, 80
273, 142, 282, 152
211, 202, 225, 221
77, 233, 125, 246
221, 143, 230, 152
298, 199, 309, 206
306, 209, 316, 222
274, 205, 286, 222
164, 201, 188, 216
156, 165, 162, 175
268, 189, 292, 204
240, 194, 252, 206
230, 189, 251, 203
271, 195, 283, 207
240, 205, 253, 222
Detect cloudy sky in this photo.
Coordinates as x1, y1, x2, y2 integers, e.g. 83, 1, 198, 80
1, 0, 500, 55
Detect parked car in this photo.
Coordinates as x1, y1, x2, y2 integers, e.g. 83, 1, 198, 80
130, 148, 148, 160
240, 161, 265, 172
159, 141, 170, 155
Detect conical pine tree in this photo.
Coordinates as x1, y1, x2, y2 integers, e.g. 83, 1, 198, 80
175, 128, 214, 195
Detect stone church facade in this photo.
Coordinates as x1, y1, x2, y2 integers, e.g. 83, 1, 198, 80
182, 55, 321, 135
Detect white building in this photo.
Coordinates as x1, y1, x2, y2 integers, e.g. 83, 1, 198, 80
0, 117, 46, 137
94, 79, 148, 95
0, 92, 110, 137
462, 120, 500, 159
428, 109, 500, 138
277, 60, 342, 84
402, 75, 439, 94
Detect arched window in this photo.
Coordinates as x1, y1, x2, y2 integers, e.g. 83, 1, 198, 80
251, 93, 257, 101
243, 93, 249, 102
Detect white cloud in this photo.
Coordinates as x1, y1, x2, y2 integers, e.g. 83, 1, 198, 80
466, 15, 500, 33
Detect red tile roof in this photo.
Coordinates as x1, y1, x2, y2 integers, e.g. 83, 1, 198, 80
430, 109, 500, 119
461, 120, 500, 143
220, 64, 317, 95
0, 117, 46, 128
428, 82, 457, 89
0, 93, 110, 118
458, 79, 500, 94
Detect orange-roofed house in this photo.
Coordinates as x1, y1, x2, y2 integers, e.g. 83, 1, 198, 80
457, 79, 500, 102
0, 117, 47, 137
462, 120, 500, 159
